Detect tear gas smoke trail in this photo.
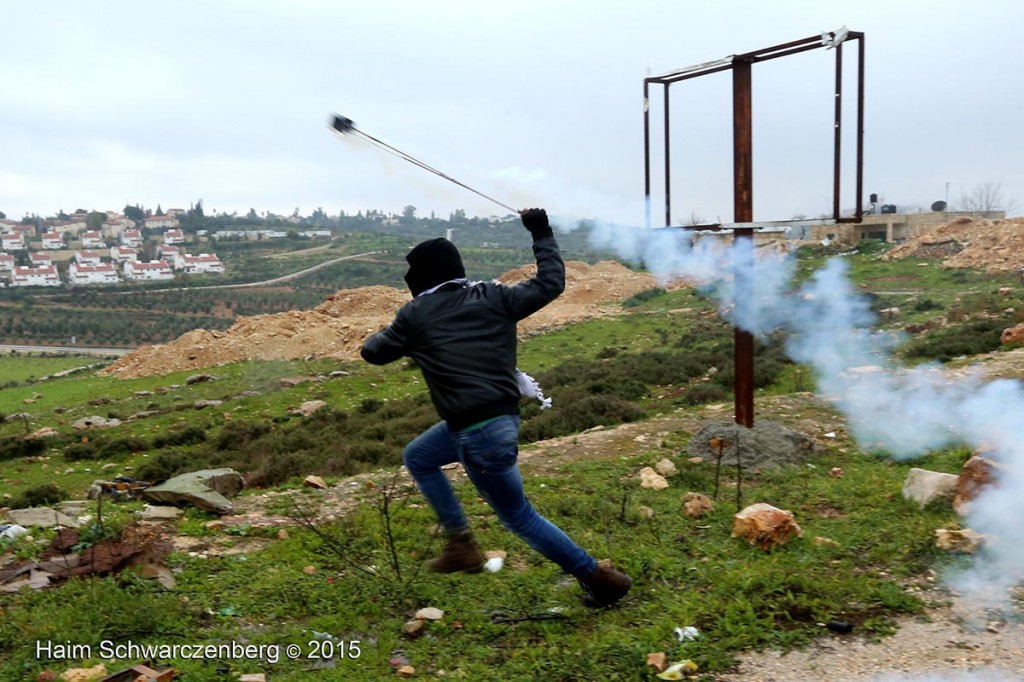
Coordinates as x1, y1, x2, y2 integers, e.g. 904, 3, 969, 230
552, 215, 1024, 610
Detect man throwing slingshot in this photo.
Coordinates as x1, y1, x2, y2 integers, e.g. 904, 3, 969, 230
361, 208, 632, 607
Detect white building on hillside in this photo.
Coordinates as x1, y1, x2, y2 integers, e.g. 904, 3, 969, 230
41, 232, 65, 249
29, 252, 53, 267
156, 244, 179, 260
1, 233, 25, 250
68, 262, 120, 285
162, 229, 185, 244
0, 253, 14, 272
121, 229, 143, 247
173, 252, 224, 274
81, 231, 104, 248
12, 265, 60, 287
75, 250, 103, 266
110, 246, 138, 263
145, 215, 180, 229
124, 259, 174, 281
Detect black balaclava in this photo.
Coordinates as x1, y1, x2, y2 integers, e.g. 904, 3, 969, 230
404, 238, 466, 297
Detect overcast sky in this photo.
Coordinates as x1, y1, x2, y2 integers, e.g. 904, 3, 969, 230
2, 0, 1022, 226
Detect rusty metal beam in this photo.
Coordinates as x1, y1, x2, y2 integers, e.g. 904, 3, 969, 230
732, 59, 755, 429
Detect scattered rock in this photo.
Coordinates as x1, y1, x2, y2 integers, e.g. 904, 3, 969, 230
639, 467, 669, 490
414, 607, 444, 621
5, 507, 80, 529
140, 505, 184, 522
902, 468, 959, 508
27, 427, 60, 439
654, 458, 678, 477
87, 397, 112, 406
292, 400, 329, 417
396, 665, 415, 678
688, 420, 817, 469
58, 664, 107, 681
303, 565, 317, 575
72, 416, 121, 430
646, 652, 668, 672
935, 528, 985, 553
732, 502, 803, 550
1001, 323, 1024, 345
829, 467, 844, 478
329, 370, 351, 378
681, 492, 714, 518
36, 671, 58, 682
193, 400, 223, 409
638, 505, 656, 519
238, 675, 266, 682
954, 455, 1002, 514
813, 536, 840, 547
185, 373, 217, 385
402, 619, 426, 638
303, 475, 328, 489
142, 469, 244, 514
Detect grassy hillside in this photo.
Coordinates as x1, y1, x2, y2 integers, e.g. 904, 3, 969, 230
1, 245, 1022, 680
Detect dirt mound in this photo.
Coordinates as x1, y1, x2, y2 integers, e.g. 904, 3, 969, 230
885, 216, 1024, 273
99, 261, 657, 379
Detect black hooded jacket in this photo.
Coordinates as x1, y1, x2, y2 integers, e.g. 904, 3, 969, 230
360, 235, 565, 431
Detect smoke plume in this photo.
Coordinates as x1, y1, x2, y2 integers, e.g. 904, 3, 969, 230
552, 216, 1024, 609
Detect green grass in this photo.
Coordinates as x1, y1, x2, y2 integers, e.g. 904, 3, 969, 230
0, 354, 105, 386
1, 249, 1020, 680
0, 443, 958, 681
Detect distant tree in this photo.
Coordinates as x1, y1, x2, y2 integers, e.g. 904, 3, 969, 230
74, 208, 87, 215
123, 204, 146, 223
57, 209, 70, 221
402, 205, 417, 220
247, 208, 259, 221
958, 181, 1019, 215
156, 204, 163, 215
0, 210, 5, 219
87, 211, 106, 230
292, 206, 301, 219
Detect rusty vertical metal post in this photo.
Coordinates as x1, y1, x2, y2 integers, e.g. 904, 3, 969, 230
732, 58, 755, 429
832, 42, 843, 221
643, 80, 652, 228
855, 35, 866, 219
664, 84, 672, 226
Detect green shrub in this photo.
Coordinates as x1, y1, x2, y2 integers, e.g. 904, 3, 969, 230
151, 425, 208, 449
622, 287, 667, 308
214, 420, 274, 450
903, 318, 1008, 362
0, 436, 47, 462
63, 441, 99, 462
134, 450, 197, 483
9, 483, 66, 509
681, 383, 730, 405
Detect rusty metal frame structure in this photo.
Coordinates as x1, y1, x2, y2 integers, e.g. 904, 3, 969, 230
643, 29, 865, 429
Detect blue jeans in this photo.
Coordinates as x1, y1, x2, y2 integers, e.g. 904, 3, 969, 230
403, 416, 598, 579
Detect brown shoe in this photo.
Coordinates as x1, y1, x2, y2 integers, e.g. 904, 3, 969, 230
579, 561, 632, 607
429, 529, 485, 574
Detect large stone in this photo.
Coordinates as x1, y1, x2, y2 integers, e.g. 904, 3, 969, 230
72, 416, 121, 430
681, 492, 714, 518
639, 467, 669, 490
687, 420, 817, 469
902, 468, 959, 508
935, 528, 985, 553
292, 400, 328, 417
954, 455, 1002, 514
1001, 323, 1024, 345
5, 507, 80, 528
732, 502, 803, 550
142, 469, 244, 514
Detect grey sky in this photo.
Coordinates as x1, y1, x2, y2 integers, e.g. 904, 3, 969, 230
2, 0, 1021, 225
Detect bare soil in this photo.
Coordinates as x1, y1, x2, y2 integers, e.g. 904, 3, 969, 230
885, 216, 1024, 274
99, 260, 657, 379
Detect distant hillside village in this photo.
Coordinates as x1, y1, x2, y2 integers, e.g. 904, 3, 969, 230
0, 207, 331, 288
